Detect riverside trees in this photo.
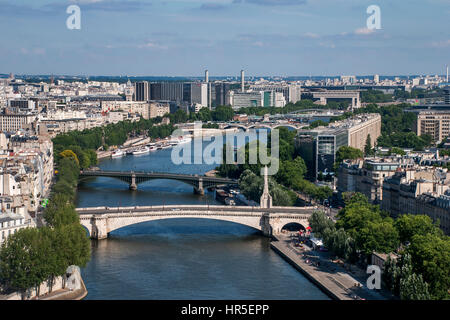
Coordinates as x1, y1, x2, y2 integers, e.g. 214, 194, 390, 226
308, 192, 449, 300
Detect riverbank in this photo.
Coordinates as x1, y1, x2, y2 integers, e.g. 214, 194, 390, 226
270, 235, 390, 300
1, 270, 88, 300
39, 274, 88, 300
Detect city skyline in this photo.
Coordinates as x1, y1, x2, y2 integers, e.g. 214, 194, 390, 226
0, 0, 449, 76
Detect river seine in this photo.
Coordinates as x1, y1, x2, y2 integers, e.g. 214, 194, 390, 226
76, 135, 329, 299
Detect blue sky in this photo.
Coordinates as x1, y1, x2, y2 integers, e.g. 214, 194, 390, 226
0, 0, 449, 76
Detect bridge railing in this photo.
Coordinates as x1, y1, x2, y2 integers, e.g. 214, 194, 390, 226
76, 205, 319, 215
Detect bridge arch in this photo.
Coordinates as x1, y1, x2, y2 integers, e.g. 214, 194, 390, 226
77, 206, 313, 240
79, 212, 267, 239
223, 124, 248, 131
271, 124, 299, 131
106, 216, 266, 236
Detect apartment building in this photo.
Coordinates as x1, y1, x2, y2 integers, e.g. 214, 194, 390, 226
415, 110, 450, 143
382, 169, 450, 235
337, 157, 415, 203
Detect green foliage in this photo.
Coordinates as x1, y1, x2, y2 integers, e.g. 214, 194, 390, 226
308, 210, 335, 239
202, 123, 219, 129
59, 150, 79, 167
364, 134, 374, 156
383, 254, 431, 300
307, 120, 328, 129
238, 170, 295, 206
0, 228, 48, 296
407, 233, 450, 300
336, 193, 399, 256
308, 211, 356, 261
361, 90, 393, 103
276, 157, 307, 189
191, 107, 213, 122
394, 214, 442, 244
148, 124, 175, 139
43, 194, 79, 228
211, 106, 234, 122
336, 146, 363, 164
390, 147, 406, 156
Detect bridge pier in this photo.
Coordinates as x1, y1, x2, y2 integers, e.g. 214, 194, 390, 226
193, 187, 204, 195
193, 178, 204, 195
129, 174, 137, 191
89, 216, 108, 240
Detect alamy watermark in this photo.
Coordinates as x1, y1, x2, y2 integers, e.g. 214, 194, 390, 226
366, 265, 381, 289
366, 5, 381, 30
170, 122, 279, 176
66, 5, 81, 30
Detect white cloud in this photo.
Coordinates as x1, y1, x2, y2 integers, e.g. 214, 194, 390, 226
354, 27, 375, 35
431, 39, 450, 47
138, 42, 168, 50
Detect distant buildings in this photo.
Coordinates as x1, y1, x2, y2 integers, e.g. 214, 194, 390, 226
101, 101, 170, 120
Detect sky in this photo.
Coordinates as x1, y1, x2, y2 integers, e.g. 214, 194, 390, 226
0, 0, 449, 76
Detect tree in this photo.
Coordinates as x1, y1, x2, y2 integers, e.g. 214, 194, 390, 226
364, 134, 374, 156
276, 157, 307, 189
59, 150, 79, 167
308, 210, 335, 238
407, 233, 450, 299
335, 146, 363, 164
44, 194, 79, 228
0, 229, 48, 299
212, 106, 234, 122
197, 107, 212, 122
394, 214, 441, 244
384, 253, 431, 300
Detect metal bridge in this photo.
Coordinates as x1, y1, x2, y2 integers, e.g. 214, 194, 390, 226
79, 170, 238, 194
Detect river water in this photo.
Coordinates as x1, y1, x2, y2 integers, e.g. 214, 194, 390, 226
77, 134, 329, 300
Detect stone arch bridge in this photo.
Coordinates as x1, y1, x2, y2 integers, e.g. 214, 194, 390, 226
76, 205, 316, 240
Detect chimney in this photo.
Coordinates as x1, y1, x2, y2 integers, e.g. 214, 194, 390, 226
241, 70, 245, 92
205, 70, 209, 83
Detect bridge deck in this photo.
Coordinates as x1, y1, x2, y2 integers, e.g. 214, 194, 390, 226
76, 205, 318, 215
79, 170, 236, 183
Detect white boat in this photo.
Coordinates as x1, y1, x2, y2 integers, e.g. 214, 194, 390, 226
132, 146, 150, 155
178, 136, 192, 144
111, 149, 125, 158
149, 146, 158, 151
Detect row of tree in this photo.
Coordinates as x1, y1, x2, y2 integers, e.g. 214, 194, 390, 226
308, 193, 450, 300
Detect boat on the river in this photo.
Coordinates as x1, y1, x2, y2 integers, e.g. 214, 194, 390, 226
132, 146, 150, 155
111, 149, 125, 158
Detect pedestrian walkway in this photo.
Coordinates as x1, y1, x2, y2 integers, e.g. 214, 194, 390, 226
272, 235, 391, 300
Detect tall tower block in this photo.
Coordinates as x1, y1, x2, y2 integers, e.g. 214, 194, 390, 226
241, 70, 245, 92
